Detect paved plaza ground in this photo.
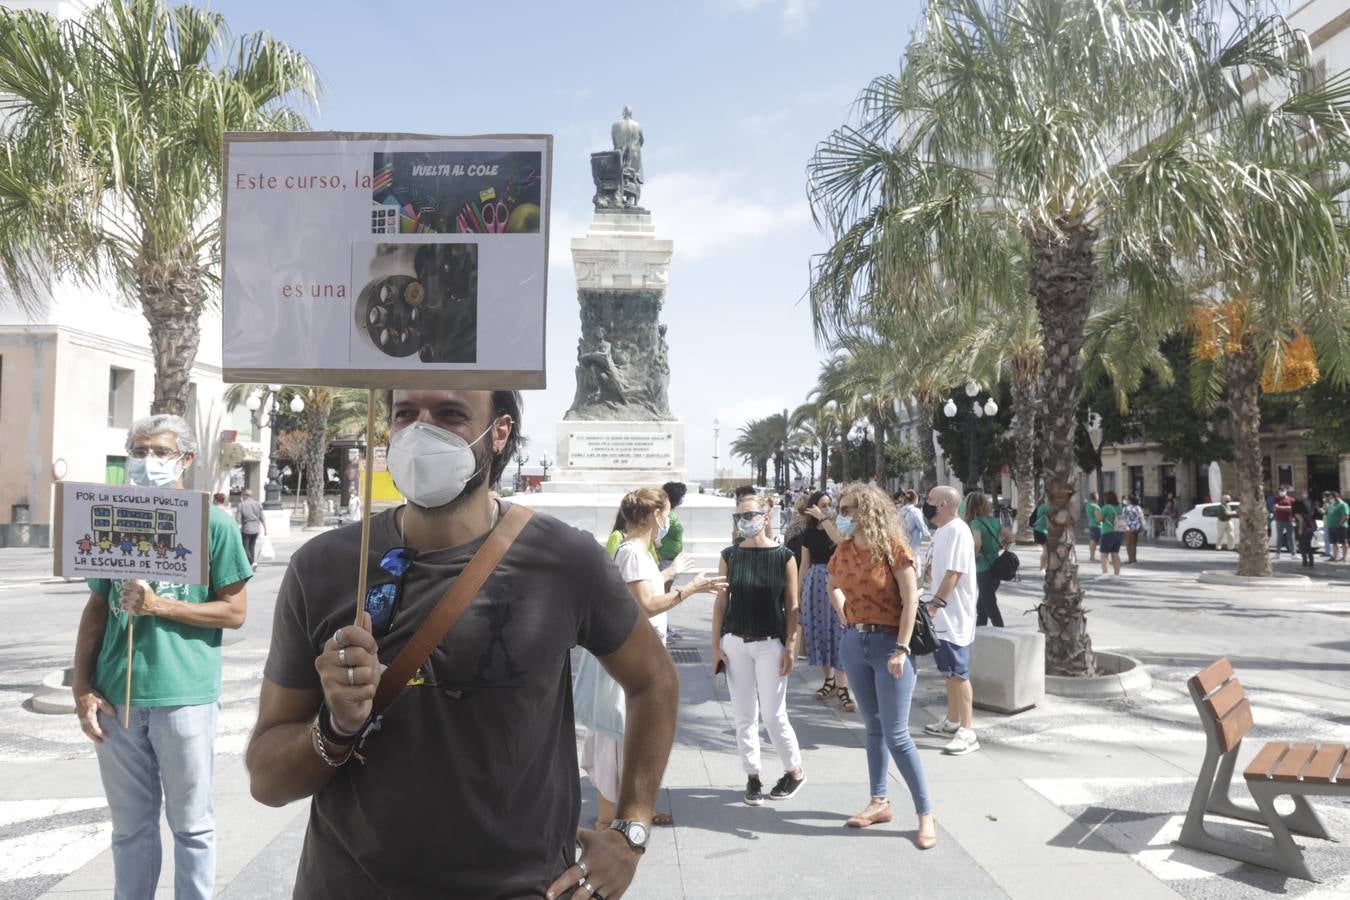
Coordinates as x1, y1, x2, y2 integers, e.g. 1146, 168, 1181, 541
0, 529, 1347, 899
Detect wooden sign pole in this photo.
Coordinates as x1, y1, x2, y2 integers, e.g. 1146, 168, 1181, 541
123, 618, 134, 728
353, 388, 378, 626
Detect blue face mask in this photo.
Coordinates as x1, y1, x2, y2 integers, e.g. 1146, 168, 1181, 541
657, 517, 671, 541
835, 515, 856, 537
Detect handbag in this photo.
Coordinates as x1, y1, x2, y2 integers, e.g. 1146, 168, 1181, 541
992, 548, 1020, 582
256, 534, 275, 563
909, 598, 939, 656
370, 504, 534, 719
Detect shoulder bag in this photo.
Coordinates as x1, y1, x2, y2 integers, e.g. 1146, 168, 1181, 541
888, 555, 938, 656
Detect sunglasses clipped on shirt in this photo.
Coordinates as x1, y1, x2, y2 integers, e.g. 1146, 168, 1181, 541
364, 546, 418, 637
731, 511, 764, 522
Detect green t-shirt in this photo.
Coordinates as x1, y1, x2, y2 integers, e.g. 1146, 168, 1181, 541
1325, 499, 1348, 527
1085, 502, 1101, 529
1099, 504, 1120, 528
88, 505, 252, 707
1033, 503, 1048, 534
971, 516, 1003, 573
658, 511, 684, 561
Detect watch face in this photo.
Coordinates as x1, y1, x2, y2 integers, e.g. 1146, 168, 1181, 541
628, 823, 649, 846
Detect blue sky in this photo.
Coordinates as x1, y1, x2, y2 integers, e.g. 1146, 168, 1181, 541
206, 0, 924, 480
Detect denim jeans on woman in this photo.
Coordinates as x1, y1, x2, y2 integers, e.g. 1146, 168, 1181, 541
95, 702, 219, 900
839, 629, 933, 814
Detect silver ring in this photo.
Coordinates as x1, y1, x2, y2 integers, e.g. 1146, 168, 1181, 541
577, 861, 589, 879
580, 881, 595, 895
338, 647, 348, 666
346, 667, 355, 686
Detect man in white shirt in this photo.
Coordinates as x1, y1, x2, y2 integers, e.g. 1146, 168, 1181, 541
921, 485, 980, 755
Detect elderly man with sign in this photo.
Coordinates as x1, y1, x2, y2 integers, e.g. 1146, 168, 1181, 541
246, 389, 678, 900
71, 414, 252, 900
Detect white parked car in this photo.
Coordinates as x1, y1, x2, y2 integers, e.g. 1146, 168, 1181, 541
1173, 502, 1323, 551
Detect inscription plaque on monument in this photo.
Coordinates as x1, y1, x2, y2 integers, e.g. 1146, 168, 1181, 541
567, 431, 675, 470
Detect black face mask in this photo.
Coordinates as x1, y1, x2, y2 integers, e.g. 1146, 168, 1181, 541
922, 503, 938, 521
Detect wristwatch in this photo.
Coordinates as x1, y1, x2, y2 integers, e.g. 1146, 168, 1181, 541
892, 643, 910, 655
609, 819, 650, 852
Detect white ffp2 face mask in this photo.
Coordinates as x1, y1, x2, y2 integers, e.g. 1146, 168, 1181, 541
387, 420, 494, 509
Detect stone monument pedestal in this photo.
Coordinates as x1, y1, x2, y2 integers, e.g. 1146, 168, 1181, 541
543, 420, 686, 494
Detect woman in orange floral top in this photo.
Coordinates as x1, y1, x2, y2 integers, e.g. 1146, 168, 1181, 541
826, 483, 936, 849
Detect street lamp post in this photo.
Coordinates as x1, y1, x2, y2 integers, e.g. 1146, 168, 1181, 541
540, 451, 553, 483
943, 385, 998, 494
803, 446, 817, 489
712, 417, 720, 489
513, 448, 530, 493
247, 386, 304, 510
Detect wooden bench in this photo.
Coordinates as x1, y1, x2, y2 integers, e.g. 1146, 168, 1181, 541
1178, 657, 1345, 881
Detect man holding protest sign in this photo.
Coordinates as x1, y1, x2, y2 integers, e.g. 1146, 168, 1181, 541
71, 414, 253, 900
246, 389, 677, 900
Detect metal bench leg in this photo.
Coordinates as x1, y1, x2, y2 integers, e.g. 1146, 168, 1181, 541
1281, 794, 1331, 841
1205, 749, 1265, 826
1248, 783, 1317, 881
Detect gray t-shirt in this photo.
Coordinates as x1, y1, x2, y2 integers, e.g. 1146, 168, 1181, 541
264, 503, 639, 899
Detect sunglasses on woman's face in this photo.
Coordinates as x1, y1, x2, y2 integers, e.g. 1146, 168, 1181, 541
364, 546, 418, 637
731, 511, 764, 522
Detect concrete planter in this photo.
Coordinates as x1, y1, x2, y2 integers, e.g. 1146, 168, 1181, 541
1045, 650, 1152, 700
971, 628, 1045, 714
30, 667, 76, 715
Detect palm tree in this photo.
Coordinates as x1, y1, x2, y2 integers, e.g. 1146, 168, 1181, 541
807, 0, 1350, 675
0, 0, 317, 415
730, 418, 775, 486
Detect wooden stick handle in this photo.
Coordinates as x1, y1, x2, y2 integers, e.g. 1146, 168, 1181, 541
123, 617, 134, 729
353, 388, 378, 626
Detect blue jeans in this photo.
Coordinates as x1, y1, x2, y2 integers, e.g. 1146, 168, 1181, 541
1275, 520, 1295, 554
95, 702, 219, 900
839, 629, 933, 815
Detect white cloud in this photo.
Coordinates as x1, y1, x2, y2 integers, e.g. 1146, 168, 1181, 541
716, 0, 820, 33
642, 168, 810, 260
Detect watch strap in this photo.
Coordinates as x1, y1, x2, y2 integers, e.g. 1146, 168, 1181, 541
609, 819, 649, 849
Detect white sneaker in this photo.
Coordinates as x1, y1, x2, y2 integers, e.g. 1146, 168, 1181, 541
923, 718, 960, 736
943, 728, 980, 755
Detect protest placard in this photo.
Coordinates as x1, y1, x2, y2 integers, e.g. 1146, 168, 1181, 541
221, 131, 552, 389
54, 482, 209, 587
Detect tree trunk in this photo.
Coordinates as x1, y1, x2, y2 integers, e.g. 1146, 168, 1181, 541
820, 437, 829, 491
873, 415, 886, 483
303, 406, 330, 527
294, 467, 304, 514
137, 251, 207, 416
1010, 355, 1040, 544
917, 395, 939, 487
1026, 216, 1097, 677
1228, 340, 1272, 576
839, 420, 852, 483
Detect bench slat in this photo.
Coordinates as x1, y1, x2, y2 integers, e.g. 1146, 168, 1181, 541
1302, 744, 1347, 784
1202, 678, 1246, 722
1271, 743, 1318, 782
1217, 699, 1254, 753
1192, 657, 1234, 696
1243, 741, 1290, 781
1337, 751, 1350, 785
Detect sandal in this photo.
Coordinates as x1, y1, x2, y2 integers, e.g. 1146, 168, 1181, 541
652, 811, 674, 827
837, 686, 856, 713
845, 798, 892, 828
815, 676, 837, 701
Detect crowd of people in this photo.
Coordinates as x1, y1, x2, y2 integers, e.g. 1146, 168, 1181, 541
66, 391, 1346, 899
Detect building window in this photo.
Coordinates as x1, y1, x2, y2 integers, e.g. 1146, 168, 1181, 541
107, 367, 134, 428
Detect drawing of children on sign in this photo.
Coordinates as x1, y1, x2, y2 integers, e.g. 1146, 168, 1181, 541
173, 543, 192, 560
155, 544, 169, 559
76, 534, 94, 554
118, 538, 134, 555
98, 538, 113, 554
136, 538, 152, 557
